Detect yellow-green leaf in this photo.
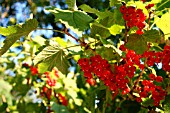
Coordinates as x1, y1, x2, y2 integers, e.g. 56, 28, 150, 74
156, 12, 170, 40
0, 19, 38, 56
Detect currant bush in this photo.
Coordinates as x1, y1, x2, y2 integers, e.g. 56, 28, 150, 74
78, 45, 170, 107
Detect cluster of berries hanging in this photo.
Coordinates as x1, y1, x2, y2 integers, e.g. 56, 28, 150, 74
22, 64, 68, 112
78, 45, 170, 106
120, 4, 146, 35
136, 73, 166, 106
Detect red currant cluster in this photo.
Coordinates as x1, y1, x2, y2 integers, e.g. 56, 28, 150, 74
136, 73, 166, 106
42, 86, 52, 100
142, 45, 170, 71
78, 54, 135, 97
78, 45, 170, 106
78, 55, 111, 86
162, 46, 170, 71
44, 72, 57, 87
120, 5, 146, 35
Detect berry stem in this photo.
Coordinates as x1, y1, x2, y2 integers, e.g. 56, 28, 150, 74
132, 60, 146, 91
124, 22, 129, 43
147, 11, 152, 30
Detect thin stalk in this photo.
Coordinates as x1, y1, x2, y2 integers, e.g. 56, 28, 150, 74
147, 11, 152, 30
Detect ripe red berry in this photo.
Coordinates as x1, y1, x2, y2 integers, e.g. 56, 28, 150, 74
149, 74, 156, 80
136, 29, 144, 35
120, 5, 127, 14
136, 97, 142, 102
155, 76, 163, 82
30, 66, 38, 75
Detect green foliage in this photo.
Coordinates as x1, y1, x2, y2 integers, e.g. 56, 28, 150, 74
52, 103, 69, 113
66, 0, 77, 10
34, 45, 70, 74
155, 11, 170, 40
157, 0, 170, 10
17, 101, 46, 113
143, 29, 161, 43
46, 7, 93, 34
109, 0, 119, 7
0, 19, 38, 56
0, 1, 170, 113
79, 4, 111, 19
109, 24, 125, 36
125, 34, 148, 54
96, 46, 121, 61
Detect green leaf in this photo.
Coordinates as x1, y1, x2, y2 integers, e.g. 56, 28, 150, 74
51, 103, 70, 113
156, 12, 170, 40
108, 24, 125, 36
113, 4, 125, 25
79, 4, 110, 20
125, 34, 148, 54
0, 19, 38, 56
55, 37, 67, 48
0, 26, 18, 36
90, 11, 115, 38
157, 0, 170, 10
164, 103, 170, 113
142, 30, 161, 43
46, 7, 93, 34
109, 0, 119, 7
38, 63, 49, 73
141, 98, 154, 107
96, 46, 121, 61
66, 0, 77, 10
17, 102, 46, 113
34, 45, 70, 74
79, 4, 98, 14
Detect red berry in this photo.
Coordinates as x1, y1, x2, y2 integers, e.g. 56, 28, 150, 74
155, 76, 163, 82
149, 74, 156, 80
58, 93, 68, 106
136, 29, 144, 35
30, 66, 38, 75
136, 97, 142, 102
120, 5, 127, 14
86, 78, 96, 86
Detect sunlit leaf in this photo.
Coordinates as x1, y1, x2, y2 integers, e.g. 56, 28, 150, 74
79, 4, 110, 19
34, 45, 70, 74
55, 37, 67, 48
46, 7, 93, 34
0, 19, 38, 56
156, 12, 170, 40
108, 24, 125, 36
